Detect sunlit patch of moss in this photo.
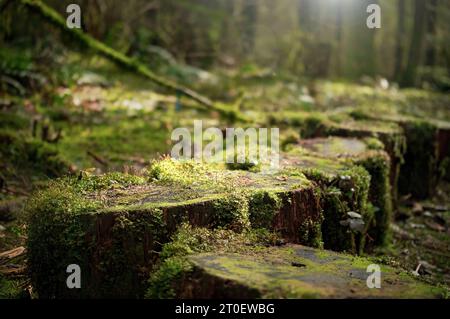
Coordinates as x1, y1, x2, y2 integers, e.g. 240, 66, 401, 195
148, 157, 224, 186
55, 111, 170, 168
72, 171, 146, 192
174, 243, 446, 298
363, 137, 385, 150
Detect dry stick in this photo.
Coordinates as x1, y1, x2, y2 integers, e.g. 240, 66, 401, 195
20, 0, 248, 122
87, 150, 108, 167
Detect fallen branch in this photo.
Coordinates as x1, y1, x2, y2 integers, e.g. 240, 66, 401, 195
0, 246, 26, 264
87, 150, 109, 167
19, 0, 247, 121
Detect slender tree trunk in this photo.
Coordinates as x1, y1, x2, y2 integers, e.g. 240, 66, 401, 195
394, 0, 405, 80
241, 0, 257, 56
343, 0, 377, 78
298, 0, 313, 33
334, 3, 343, 76
401, 0, 427, 87
425, 0, 438, 66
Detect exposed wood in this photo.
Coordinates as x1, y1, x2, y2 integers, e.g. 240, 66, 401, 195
0, 246, 26, 264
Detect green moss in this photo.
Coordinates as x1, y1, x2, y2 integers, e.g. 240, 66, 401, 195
178, 244, 446, 298
73, 171, 146, 192
308, 166, 371, 254
148, 158, 223, 187
145, 224, 277, 298
0, 111, 29, 130
268, 112, 330, 138
227, 159, 261, 172
26, 182, 99, 298
145, 256, 192, 298
25, 174, 167, 298
0, 129, 71, 178
0, 275, 27, 299
363, 137, 385, 150
354, 152, 392, 246
57, 113, 170, 169
248, 190, 282, 229
298, 217, 324, 249
212, 192, 250, 231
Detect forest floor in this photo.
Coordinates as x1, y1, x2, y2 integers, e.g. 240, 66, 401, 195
0, 55, 449, 298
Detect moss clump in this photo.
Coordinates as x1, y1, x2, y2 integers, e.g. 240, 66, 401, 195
226, 159, 261, 172
292, 138, 393, 248
26, 180, 100, 298
248, 190, 282, 229
26, 173, 164, 298
148, 158, 227, 187
145, 224, 281, 299
305, 166, 371, 254
298, 216, 324, 249
363, 137, 385, 150
268, 111, 330, 138
145, 256, 192, 299
212, 192, 250, 231
354, 152, 392, 246
72, 171, 146, 192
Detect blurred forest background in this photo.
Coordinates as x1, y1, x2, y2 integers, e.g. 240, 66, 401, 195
1, 0, 450, 299
1, 0, 449, 90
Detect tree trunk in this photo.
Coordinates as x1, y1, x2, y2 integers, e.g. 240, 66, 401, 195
394, 0, 405, 81
425, 0, 438, 66
298, 0, 313, 33
334, 2, 343, 77
401, 0, 427, 87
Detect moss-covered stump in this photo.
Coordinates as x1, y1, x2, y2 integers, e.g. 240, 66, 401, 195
174, 244, 445, 299
346, 108, 450, 198
269, 112, 405, 203
280, 149, 374, 253
295, 137, 392, 247
398, 119, 450, 197
324, 118, 404, 204
26, 154, 397, 298
26, 160, 325, 298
